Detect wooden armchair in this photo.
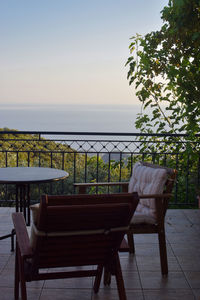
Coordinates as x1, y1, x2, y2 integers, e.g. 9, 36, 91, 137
12, 192, 139, 300
74, 161, 177, 275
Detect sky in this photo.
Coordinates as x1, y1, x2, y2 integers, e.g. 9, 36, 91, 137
0, 0, 168, 106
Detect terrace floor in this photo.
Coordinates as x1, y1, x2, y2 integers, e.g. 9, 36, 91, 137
0, 208, 200, 300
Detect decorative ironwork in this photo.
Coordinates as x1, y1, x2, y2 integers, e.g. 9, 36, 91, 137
0, 130, 199, 208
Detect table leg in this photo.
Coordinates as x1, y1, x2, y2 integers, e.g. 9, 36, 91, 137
16, 184, 30, 226
11, 184, 31, 251
16, 185, 19, 213
22, 185, 26, 220
27, 185, 30, 225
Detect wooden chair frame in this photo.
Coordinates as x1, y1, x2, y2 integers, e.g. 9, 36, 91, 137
12, 193, 139, 300
74, 162, 177, 276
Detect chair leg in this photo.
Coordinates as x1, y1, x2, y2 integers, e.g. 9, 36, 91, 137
18, 253, 27, 300
14, 245, 19, 300
114, 253, 127, 300
11, 229, 15, 252
93, 265, 103, 293
19, 267, 28, 300
103, 267, 111, 286
127, 232, 135, 254
158, 229, 168, 275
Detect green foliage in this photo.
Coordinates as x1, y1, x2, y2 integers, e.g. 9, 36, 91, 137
126, 0, 200, 138
126, 0, 200, 204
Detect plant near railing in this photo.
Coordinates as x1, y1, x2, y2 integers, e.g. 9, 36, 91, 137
126, 0, 200, 158
126, 0, 200, 205
126, 0, 200, 138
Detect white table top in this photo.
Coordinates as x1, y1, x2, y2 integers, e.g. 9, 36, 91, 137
0, 167, 69, 184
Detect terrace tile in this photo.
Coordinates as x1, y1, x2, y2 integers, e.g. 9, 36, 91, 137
0, 208, 200, 300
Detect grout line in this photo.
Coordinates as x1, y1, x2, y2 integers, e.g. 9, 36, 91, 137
134, 253, 146, 300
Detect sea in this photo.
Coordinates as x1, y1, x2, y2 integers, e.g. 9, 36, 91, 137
0, 104, 140, 134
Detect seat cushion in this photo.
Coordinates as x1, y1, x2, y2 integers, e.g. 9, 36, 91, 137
130, 203, 156, 224
128, 162, 168, 223
29, 203, 40, 248
30, 203, 40, 225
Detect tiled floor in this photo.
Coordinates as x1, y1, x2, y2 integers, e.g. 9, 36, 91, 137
0, 208, 200, 300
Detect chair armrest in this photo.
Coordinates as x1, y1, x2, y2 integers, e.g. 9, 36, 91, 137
74, 182, 172, 199
74, 182, 129, 193
12, 213, 33, 258
139, 193, 172, 199
74, 182, 129, 187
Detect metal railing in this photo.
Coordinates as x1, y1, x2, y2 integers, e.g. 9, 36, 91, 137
0, 130, 199, 208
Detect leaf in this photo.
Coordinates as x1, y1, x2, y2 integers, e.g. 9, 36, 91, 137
125, 56, 134, 66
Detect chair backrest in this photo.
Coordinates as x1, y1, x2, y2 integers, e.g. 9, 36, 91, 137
128, 162, 176, 219
30, 193, 139, 270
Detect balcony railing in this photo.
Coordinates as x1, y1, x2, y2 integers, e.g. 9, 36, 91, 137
0, 130, 199, 208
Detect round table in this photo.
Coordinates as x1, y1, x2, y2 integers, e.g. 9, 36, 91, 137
0, 167, 68, 184
0, 167, 69, 250
0, 167, 68, 224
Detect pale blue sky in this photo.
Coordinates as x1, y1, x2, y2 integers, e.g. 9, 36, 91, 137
0, 0, 168, 105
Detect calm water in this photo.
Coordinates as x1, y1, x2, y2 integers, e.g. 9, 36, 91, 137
0, 104, 139, 133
